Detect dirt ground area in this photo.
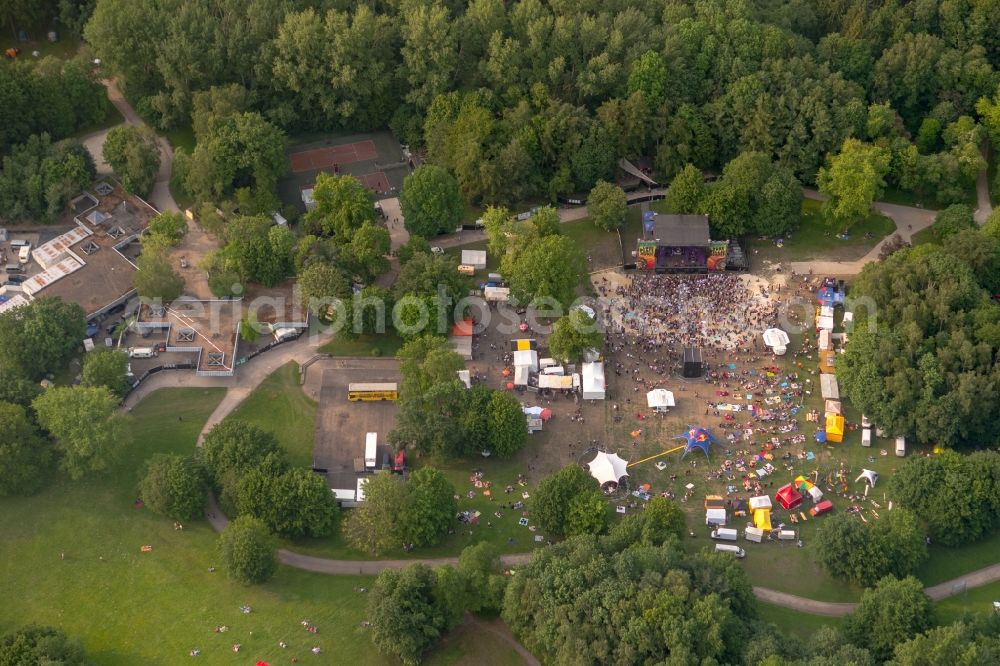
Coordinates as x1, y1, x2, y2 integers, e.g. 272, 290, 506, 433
168, 219, 221, 300
312, 359, 402, 490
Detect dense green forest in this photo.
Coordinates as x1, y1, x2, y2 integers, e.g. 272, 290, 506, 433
4, 0, 998, 208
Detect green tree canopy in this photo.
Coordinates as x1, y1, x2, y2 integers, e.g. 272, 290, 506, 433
401, 467, 456, 547
817, 139, 891, 229
665, 164, 708, 213
200, 420, 285, 484
0, 296, 86, 380
303, 173, 376, 240
931, 203, 975, 241
811, 507, 927, 586
368, 564, 458, 665
81, 349, 131, 398
0, 401, 49, 497
890, 451, 1000, 546
102, 125, 161, 197
134, 242, 185, 303
587, 180, 628, 232
502, 234, 586, 308
400, 164, 464, 238
548, 308, 604, 363
296, 261, 350, 317
343, 471, 407, 556
0, 625, 90, 665
220, 215, 293, 287
138, 454, 208, 522
33, 386, 132, 480
532, 465, 602, 538
217, 515, 278, 585
486, 390, 527, 458
236, 467, 340, 539
845, 576, 935, 662
147, 211, 188, 245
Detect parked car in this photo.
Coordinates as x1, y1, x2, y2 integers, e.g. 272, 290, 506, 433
430, 246, 444, 254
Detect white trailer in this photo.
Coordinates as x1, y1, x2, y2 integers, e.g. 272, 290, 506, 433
365, 432, 377, 469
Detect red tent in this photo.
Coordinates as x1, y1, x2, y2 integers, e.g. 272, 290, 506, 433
775, 484, 803, 510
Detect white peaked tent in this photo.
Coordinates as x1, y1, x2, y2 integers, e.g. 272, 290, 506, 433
749, 495, 772, 511
646, 389, 676, 412
762, 328, 791, 355
855, 469, 879, 487
586, 451, 629, 487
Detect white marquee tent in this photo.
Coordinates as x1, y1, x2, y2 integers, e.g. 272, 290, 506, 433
586, 451, 629, 486
646, 389, 676, 411
855, 469, 879, 487
581, 362, 606, 400
762, 328, 791, 355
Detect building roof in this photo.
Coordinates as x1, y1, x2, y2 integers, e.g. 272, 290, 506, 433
649, 214, 711, 246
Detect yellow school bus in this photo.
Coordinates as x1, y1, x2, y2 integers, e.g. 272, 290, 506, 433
347, 382, 398, 401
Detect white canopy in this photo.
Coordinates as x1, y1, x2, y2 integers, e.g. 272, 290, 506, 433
581, 362, 605, 400
586, 451, 629, 486
749, 495, 772, 511
513, 349, 539, 371
855, 469, 879, 487
461, 249, 487, 269
457, 369, 471, 388
513, 365, 529, 386
522, 406, 545, 417
646, 389, 676, 409
705, 508, 727, 526
808, 486, 824, 502
820, 374, 840, 400
573, 304, 596, 320
819, 329, 832, 351
818, 315, 834, 331
762, 328, 790, 355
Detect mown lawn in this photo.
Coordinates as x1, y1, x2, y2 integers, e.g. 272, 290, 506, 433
226, 362, 317, 467
916, 530, 1000, 586
0, 388, 388, 665
320, 332, 405, 359
748, 198, 896, 263
935, 579, 1000, 625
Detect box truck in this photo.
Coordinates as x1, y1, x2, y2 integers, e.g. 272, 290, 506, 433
364, 432, 377, 470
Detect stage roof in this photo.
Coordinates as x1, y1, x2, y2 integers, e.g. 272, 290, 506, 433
648, 214, 711, 246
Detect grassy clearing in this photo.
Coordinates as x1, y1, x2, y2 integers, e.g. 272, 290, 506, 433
910, 226, 937, 246
73, 102, 124, 138
916, 530, 1000, 586
756, 602, 844, 639
749, 199, 896, 263
426, 620, 528, 666
165, 125, 197, 154
320, 332, 405, 358
226, 362, 316, 467
0, 388, 387, 665
935, 580, 1000, 625
881, 185, 975, 209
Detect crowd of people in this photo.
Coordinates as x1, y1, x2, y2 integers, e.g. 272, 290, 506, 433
604, 273, 782, 353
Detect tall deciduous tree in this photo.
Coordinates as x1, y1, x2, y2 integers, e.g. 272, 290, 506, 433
502, 234, 586, 308
587, 180, 628, 232
139, 454, 208, 522
401, 1, 458, 111
845, 576, 935, 662
400, 165, 464, 238
665, 164, 707, 213
548, 308, 604, 363
0, 296, 86, 380
486, 391, 527, 458
0, 625, 90, 665
817, 139, 891, 229
33, 386, 132, 480
0, 401, 49, 497
532, 465, 602, 538
296, 262, 350, 316
401, 467, 456, 547
217, 515, 278, 585
134, 243, 185, 303
303, 173, 376, 240
368, 564, 457, 665
343, 471, 407, 556
102, 125, 161, 197
81, 349, 131, 398
200, 420, 284, 483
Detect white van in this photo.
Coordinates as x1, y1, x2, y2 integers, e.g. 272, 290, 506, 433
714, 544, 746, 559
861, 428, 872, 447
272, 327, 299, 343
711, 528, 738, 541
895, 436, 906, 457
744, 527, 765, 543
128, 347, 155, 359
18, 245, 31, 264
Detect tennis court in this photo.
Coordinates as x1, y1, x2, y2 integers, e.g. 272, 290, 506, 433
288, 140, 378, 173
